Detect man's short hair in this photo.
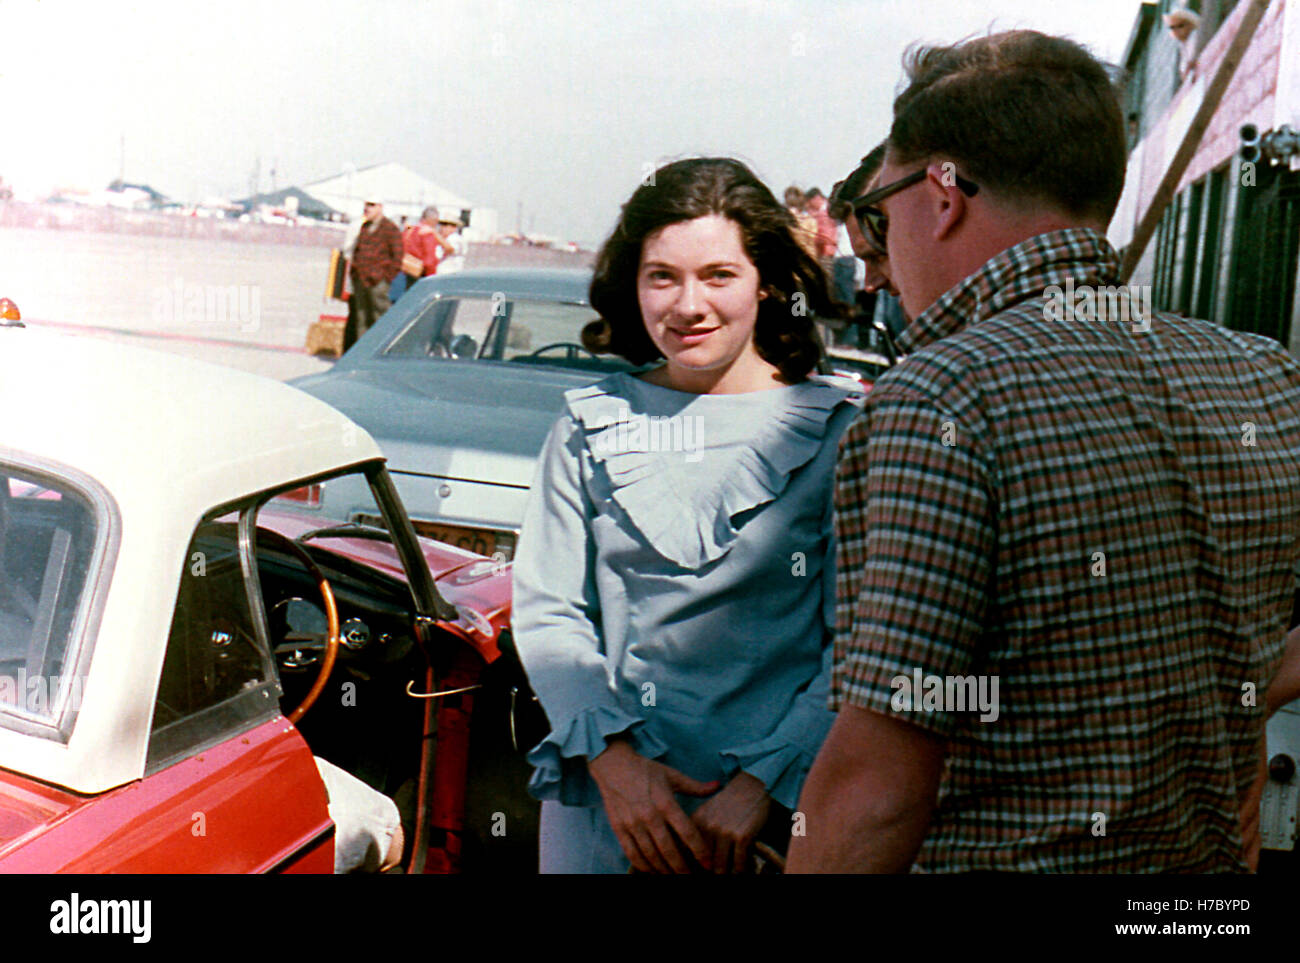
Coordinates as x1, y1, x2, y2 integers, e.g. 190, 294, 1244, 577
888, 30, 1126, 224
830, 143, 887, 220
421, 205, 439, 221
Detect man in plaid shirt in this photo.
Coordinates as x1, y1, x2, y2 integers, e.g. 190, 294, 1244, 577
345, 199, 403, 351
788, 30, 1300, 872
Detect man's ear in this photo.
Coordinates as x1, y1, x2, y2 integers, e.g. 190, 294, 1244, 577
927, 162, 969, 242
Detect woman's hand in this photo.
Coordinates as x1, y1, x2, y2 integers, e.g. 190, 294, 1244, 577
690, 771, 771, 874
587, 738, 720, 873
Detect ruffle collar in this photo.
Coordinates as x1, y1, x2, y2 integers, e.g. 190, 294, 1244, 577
565, 372, 861, 568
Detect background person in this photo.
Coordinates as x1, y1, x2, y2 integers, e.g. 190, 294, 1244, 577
393, 205, 456, 301
831, 145, 904, 353
1166, 6, 1200, 81
804, 187, 838, 264
828, 208, 861, 313
788, 29, 1300, 873
344, 198, 402, 350
832, 144, 893, 299
512, 157, 863, 874
435, 211, 467, 273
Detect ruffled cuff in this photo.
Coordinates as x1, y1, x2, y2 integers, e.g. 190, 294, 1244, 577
525, 705, 669, 807
718, 737, 814, 812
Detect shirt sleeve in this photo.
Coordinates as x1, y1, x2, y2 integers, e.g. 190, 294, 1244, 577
830, 385, 996, 736
718, 632, 836, 811
511, 414, 667, 805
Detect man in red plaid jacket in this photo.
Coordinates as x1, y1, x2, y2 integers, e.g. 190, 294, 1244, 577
345, 199, 403, 350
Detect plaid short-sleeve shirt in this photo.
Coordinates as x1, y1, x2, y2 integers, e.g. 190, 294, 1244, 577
832, 228, 1300, 872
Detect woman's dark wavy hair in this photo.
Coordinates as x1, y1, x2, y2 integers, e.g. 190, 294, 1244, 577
584, 157, 838, 383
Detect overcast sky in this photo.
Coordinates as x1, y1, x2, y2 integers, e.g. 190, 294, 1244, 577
3, 0, 1144, 246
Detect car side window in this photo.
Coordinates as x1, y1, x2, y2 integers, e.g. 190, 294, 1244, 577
382, 299, 455, 358
501, 301, 601, 360
147, 517, 277, 770
441, 298, 497, 359
0, 470, 101, 729
382, 298, 499, 360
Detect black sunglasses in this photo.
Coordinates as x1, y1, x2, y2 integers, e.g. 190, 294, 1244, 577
851, 167, 979, 250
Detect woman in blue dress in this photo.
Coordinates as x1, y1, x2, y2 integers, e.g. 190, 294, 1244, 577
511, 158, 864, 873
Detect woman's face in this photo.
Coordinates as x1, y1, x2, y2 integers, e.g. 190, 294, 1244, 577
636, 214, 771, 392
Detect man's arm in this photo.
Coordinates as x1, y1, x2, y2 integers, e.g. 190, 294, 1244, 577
785, 704, 945, 873
1268, 624, 1300, 717
1238, 624, 1300, 870
383, 222, 404, 280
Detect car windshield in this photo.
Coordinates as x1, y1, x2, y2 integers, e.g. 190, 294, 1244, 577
0, 467, 105, 730
258, 467, 415, 592
380, 294, 632, 373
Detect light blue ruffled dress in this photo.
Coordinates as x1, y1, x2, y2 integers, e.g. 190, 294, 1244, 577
511, 370, 864, 872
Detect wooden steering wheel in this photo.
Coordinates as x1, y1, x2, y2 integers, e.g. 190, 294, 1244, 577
257, 527, 341, 724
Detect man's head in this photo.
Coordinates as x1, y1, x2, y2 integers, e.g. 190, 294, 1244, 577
783, 186, 806, 211
831, 144, 893, 295
421, 205, 439, 225
437, 212, 461, 234
806, 188, 827, 213
873, 30, 1126, 317
363, 199, 383, 222
1165, 8, 1199, 42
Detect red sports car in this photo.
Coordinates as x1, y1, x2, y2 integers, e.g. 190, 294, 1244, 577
0, 326, 538, 873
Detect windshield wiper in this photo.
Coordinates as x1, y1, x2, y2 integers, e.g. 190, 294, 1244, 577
295, 522, 394, 544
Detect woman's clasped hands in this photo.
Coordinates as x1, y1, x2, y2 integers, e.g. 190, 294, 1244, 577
587, 736, 772, 873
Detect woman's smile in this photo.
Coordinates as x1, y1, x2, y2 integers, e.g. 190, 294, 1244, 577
636, 213, 775, 394
666, 325, 719, 345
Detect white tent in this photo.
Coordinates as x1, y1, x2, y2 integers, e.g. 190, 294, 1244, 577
302, 162, 497, 240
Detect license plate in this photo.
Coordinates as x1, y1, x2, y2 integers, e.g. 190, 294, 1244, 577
411, 520, 516, 560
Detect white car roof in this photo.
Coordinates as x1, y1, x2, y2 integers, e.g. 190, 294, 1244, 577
0, 327, 382, 516
0, 327, 384, 793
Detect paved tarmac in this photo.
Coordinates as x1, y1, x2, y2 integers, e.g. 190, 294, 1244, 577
28, 317, 334, 381
2, 225, 339, 381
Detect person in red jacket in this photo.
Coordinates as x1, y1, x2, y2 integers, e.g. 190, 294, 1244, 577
345, 199, 403, 350
406, 206, 455, 278
391, 206, 456, 303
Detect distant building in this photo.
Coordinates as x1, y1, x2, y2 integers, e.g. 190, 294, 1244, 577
106, 179, 172, 208
233, 186, 343, 222
1111, 0, 1300, 355
299, 162, 499, 241
46, 180, 173, 211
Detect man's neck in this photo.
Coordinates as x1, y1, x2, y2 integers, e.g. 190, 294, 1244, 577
942, 212, 1105, 295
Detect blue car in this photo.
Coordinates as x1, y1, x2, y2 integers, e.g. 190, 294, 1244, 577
292, 269, 622, 561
